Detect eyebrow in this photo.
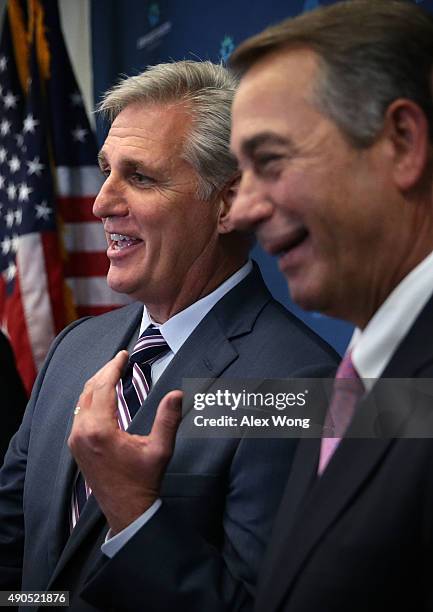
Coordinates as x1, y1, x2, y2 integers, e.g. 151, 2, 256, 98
97, 151, 149, 173
97, 151, 107, 168
240, 133, 294, 158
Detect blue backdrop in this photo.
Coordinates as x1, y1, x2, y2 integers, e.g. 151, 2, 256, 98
90, 0, 433, 354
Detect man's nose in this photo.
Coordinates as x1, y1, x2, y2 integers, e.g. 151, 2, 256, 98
230, 171, 273, 231
93, 177, 127, 220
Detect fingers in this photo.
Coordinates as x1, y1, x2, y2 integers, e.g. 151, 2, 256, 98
76, 350, 129, 419
69, 351, 129, 457
87, 350, 128, 392
150, 390, 183, 459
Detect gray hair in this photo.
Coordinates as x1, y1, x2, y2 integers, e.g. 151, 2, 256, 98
230, 0, 433, 148
98, 60, 239, 199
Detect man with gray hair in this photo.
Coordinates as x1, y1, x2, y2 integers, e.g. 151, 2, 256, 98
0, 60, 337, 610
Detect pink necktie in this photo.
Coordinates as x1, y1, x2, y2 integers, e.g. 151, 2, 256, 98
318, 351, 364, 475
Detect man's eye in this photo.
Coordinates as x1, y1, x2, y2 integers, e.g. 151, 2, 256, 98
132, 172, 153, 186
100, 167, 110, 178
256, 154, 281, 167
254, 154, 283, 177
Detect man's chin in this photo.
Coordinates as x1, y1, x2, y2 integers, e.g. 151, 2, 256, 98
287, 279, 328, 315
106, 274, 135, 298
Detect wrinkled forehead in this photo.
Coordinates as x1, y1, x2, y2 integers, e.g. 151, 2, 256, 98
231, 48, 319, 154
235, 47, 319, 110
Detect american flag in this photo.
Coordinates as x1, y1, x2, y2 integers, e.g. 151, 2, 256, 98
0, 0, 129, 395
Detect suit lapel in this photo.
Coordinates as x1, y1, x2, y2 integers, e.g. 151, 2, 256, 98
128, 311, 240, 436
258, 439, 394, 610
258, 290, 433, 612
262, 438, 320, 555
47, 305, 143, 583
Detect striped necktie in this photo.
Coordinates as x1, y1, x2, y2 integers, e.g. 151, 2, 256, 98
70, 326, 169, 530
116, 326, 169, 429
318, 351, 364, 475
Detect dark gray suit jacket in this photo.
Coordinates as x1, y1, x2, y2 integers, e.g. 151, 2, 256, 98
0, 267, 338, 611
255, 291, 433, 612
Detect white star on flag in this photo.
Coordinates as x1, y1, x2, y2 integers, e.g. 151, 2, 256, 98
26, 156, 45, 176
0, 119, 11, 136
1, 236, 11, 255
23, 113, 39, 133
3, 91, 18, 109
5, 261, 16, 281
5, 210, 15, 227
8, 156, 21, 173
14, 208, 22, 225
15, 133, 24, 149
18, 182, 33, 202
0, 174, 5, 189
0, 147, 7, 163
72, 126, 88, 142
35, 200, 52, 220
0, 55, 7, 72
6, 183, 16, 200
11, 234, 19, 253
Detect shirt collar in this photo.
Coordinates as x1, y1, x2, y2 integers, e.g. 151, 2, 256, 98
139, 260, 253, 355
350, 250, 433, 389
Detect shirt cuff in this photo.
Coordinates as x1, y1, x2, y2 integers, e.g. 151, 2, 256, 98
101, 499, 162, 559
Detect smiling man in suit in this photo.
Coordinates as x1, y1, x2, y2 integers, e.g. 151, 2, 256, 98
0, 60, 338, 610
226, 0, 433, 610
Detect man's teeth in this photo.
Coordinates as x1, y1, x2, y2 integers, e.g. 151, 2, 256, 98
110, 233, 134, 241
109, 233, 139, 250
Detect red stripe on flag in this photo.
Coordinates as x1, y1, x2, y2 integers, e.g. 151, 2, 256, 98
41, 232, 68, 334
76, 305, 122, 318
57, 196, 97, 222
64, 252, 109, 277
0, 277, 36, 397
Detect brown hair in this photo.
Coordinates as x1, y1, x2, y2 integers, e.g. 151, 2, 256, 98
230, 0, 433, 146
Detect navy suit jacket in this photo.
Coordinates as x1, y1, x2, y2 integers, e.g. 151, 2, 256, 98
0, 267, 338, 611
255, 291, 433, 612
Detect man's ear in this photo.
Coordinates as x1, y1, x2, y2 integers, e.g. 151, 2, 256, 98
384, 99, 430, 191
217, 174, 240, 234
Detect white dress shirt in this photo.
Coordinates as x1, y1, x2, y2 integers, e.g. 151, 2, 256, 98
102, 260, 252, 557
139, 260, 252, 384
350, 250, 433, 390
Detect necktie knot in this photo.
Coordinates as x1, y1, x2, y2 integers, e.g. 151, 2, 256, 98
129, 325, 169, 368
335, 350, 363, 383
117, 325, 170, 430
